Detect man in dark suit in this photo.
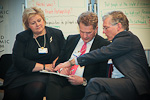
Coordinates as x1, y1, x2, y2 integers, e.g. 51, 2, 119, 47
46, 11, 110, 100
55, 11, 150, 100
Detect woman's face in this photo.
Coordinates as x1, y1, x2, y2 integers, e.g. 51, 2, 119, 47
28, 14, 45, 35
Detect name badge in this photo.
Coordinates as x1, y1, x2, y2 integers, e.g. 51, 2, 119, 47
38, 48, 48, 54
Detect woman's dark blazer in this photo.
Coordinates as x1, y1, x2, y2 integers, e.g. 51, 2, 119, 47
4, 26, 65, 88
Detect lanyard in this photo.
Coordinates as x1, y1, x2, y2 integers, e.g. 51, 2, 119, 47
34, 33, 46, 49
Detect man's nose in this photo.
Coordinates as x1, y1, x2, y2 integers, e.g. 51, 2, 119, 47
83, 33, 88, 38
103, 30, 106, 34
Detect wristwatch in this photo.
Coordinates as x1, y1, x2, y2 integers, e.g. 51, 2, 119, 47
82, 78, 87, 86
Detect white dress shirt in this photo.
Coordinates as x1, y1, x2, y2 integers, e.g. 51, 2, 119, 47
69, 38, 94, 77
108, 59, 124, 78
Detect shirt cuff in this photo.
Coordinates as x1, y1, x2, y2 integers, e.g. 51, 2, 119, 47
74, 58, 79, 65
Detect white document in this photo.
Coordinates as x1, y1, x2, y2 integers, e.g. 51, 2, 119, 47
40, 70, 70, 78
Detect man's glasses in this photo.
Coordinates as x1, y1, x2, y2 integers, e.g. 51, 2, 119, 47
103, 23, 118, 31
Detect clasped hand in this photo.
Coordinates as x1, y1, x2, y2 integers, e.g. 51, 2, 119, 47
32, 63, 55, 72
58, 64, 83, 85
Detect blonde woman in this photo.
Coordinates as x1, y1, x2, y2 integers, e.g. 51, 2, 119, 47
3, 7, 65, 100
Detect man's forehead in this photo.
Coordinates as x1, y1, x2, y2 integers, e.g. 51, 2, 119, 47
103, 18, 111, 26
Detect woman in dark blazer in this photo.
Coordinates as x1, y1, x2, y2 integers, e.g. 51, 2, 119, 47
3, 7, 65, 100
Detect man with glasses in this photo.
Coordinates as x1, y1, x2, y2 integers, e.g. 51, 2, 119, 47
46, 11, 110, 100
55, 11, 150, 100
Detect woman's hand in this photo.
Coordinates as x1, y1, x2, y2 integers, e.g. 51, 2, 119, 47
45, 64, 54, 72
32, 63, 54, 72
32, 63, 44, 72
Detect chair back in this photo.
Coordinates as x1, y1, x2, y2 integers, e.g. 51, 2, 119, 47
0, 54, 12, 79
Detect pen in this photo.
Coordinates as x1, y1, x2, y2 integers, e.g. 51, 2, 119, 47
73, 54, 78, 58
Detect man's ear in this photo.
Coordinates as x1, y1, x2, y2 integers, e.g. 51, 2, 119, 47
117, 23, 122, 31
95, 26, 98, 35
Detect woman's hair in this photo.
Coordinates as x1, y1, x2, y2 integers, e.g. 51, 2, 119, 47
77, 11, 98, 29
102, 11, 129, 31
22, 7, 46, 30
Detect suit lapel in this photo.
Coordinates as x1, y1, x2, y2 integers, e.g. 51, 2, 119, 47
66, 35, 80, 60
90, 35, 100, 51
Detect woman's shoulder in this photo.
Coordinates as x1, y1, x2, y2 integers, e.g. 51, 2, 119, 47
46, 26, 62, 33
46, 26, 64, 38
16, 29, 32, 42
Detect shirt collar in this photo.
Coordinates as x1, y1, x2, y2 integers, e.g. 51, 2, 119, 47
80, 37, 95, 45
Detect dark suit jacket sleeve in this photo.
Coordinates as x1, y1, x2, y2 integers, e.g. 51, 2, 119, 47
83, 35, 110, 81
77, 31, 132, 66
12, 30, 36, 73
